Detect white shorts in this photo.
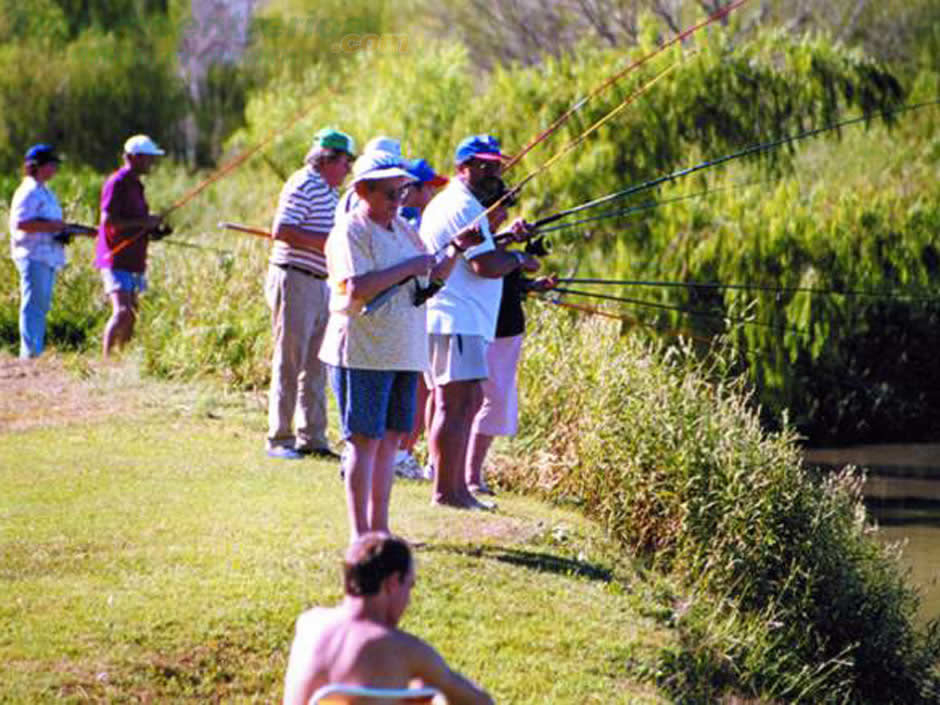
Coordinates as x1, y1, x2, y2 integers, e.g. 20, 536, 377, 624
427, 333, 488, 386
474, 334, 524, 436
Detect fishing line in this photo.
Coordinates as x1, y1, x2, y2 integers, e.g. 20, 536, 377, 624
534, 99, 940, 229
556, 278, 940, 304
502, 0, 752, 172
552, 286, 809, 336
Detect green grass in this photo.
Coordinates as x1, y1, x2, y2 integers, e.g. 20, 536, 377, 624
0, 364, 670, 704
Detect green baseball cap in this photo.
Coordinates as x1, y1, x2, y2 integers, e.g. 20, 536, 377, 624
314, 127, 357, 156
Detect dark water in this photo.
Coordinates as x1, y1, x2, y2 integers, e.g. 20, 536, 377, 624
803, 444, 940, 625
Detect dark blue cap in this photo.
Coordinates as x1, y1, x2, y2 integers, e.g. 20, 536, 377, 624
454, 134, 507, 165
405, 159, 449, 187
24, 144, 62, 165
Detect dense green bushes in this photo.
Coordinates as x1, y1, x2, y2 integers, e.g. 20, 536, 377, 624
496, 308, 940, 703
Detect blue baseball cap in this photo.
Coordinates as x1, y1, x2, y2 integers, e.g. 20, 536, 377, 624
454, 134, 508, 165
24, 144, 62, 165
405, 159, 449, 187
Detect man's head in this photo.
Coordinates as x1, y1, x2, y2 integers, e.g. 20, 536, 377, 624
344, 533, 415, 624
472, 175, 515, 231
455, 135, 507, 190
351, 150, 414, 225
402, 158, 448, 211
306, 127, 357, 188
123, 134, 164, 175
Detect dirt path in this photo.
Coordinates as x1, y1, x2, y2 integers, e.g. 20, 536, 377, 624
0, 353, 138, 433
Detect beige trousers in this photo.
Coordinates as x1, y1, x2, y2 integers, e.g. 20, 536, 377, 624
265, 264, 330, 451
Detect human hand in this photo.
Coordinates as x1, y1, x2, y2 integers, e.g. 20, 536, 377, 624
411, 254, 436, 277
508, 217, 533, 243
517, 252, 540, 273
529, 275, 557, 292
453, 224, 484, 252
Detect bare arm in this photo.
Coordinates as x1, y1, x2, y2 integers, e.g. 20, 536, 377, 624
15, 217, 67, 233
273, 222, 329, 253
409, 640, 494, 705
102, 211, 162, 233
345, 255, 434, 303
468, 248, 539, 278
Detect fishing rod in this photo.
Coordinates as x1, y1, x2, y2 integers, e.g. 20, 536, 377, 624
502, 0, 752, 172
487, 52, 692, 224
217, 221, 272, 239
555, 278, 940, 303
533, 181, 765, 234
533, 99, 940, 229
159, 238, 233, 256
552, 286, 809, 336
109, 94, 335, 259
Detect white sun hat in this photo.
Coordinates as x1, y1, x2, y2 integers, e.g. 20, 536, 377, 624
351, 150, 414, 184
124, 134, 165, 156
364, 136, 403, 157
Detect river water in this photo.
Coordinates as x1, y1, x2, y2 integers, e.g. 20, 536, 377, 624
803, 444, 940, 625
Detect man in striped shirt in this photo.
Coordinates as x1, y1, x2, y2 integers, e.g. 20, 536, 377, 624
265, 128, 356, 460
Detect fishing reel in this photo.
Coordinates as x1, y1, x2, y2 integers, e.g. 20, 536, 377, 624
53, 223, 97, 245
413, 279, 444, 307
524, 234, 551, 258
149, 223, 173, 241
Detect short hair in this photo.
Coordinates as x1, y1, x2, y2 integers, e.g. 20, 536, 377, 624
22, 162, 39, 178
305, 146, 348, 169
343, 533, 412, 597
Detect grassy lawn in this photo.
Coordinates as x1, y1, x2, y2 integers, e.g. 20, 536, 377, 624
0, 356, 671, 704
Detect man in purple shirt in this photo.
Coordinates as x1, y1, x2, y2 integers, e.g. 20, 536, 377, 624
96, 135, 166, 357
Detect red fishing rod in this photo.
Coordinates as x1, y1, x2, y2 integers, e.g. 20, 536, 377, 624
502, 0, 752, 172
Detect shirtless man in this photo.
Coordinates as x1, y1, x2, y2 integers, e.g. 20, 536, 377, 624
282, 533, 494, 705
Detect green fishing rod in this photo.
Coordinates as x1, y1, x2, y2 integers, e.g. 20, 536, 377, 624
533, 99, 940, 230
555, 278, 940, 304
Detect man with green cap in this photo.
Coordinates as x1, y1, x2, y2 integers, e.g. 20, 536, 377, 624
265, 127, 356, 460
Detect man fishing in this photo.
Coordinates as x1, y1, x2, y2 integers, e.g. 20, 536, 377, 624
95, 135, 168, 357
265, 128, 356, 461
419, 135, 539, 509
282, 532, 494, 705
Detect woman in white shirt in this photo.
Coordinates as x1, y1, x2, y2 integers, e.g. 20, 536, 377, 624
320, 150, 478, 540
8, 144, 67, 358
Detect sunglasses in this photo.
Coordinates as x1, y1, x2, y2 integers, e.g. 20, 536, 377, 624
379, 185, 409, 201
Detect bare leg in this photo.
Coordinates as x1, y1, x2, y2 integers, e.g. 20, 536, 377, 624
466, 431, 494, 492
371, 432, 405, 533
401, 376, 429, 453
344, 433, 380, 541
103, 291, 137, 357
430, 380, 487, 508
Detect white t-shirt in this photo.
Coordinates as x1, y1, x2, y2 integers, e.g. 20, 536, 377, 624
319, 210, 429, 372
419, 179, 500, 340
9, 177, 65, 269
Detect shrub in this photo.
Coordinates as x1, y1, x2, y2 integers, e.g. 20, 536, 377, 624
496, 307, 940, 703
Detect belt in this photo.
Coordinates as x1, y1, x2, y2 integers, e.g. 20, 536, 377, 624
273, 263, 327, 280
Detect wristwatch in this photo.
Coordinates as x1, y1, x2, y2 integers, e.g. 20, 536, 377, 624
512, 251, 526, 268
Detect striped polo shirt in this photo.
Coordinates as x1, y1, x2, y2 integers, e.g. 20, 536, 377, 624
269, 165, 338, 276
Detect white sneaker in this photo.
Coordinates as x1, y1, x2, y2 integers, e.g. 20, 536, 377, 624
394, 451, 423, 479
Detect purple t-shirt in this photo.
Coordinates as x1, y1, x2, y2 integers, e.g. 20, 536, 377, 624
95, 166, 150, 273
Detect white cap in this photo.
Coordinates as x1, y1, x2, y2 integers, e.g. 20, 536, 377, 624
124, 134, 165, 156
351, 150, 413, 184
364, 136, 402, 157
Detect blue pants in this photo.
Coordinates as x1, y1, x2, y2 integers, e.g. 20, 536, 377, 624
15, 258, 56, 358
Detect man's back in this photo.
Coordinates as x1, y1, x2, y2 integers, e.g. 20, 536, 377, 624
284, 607, 418, 704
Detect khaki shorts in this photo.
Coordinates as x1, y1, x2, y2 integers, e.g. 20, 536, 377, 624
427, 333, 489, 386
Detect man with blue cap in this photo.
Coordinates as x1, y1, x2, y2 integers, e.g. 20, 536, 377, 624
8, 144, 67, 358
419, 135, 539, 509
